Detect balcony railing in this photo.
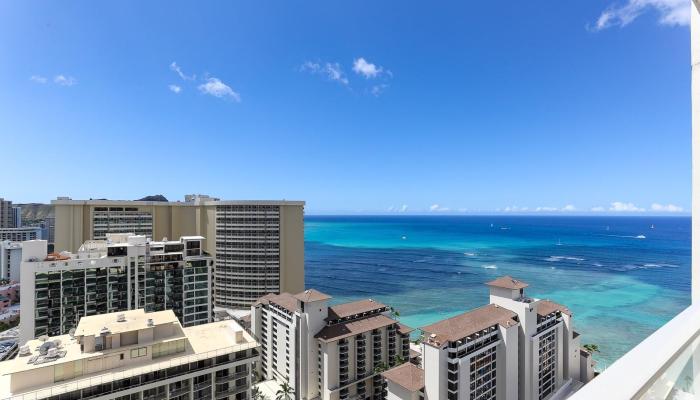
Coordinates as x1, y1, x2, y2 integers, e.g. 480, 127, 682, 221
570, 304, 700, 399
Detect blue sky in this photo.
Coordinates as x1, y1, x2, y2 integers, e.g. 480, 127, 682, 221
0, 0, 692, 214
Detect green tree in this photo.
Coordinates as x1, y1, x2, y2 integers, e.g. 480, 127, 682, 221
252, 386, 269, 400
276, 380, 294, 400
583, 344, 600, 353
373, 361, 388, 374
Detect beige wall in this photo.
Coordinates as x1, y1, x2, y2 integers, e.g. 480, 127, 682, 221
280, 204, 305, 294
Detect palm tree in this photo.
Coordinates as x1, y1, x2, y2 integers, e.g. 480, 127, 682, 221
252, 387, 269, 400
583, 344, 600, 353
276, 380, 295, 400
390, 307, 400, 320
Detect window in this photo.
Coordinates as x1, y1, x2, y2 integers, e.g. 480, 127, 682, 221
130, 347, 147, 358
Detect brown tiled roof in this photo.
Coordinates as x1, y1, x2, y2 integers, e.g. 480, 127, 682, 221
327, 299, 387, 320
315, 315, 396, 342
486, 276, 529, 290
294, 289, 332, 303
253, 292, 299, 313
382, 363, 425, 392
397, 323, 414, 335
537, 300, 571, 317
421, 304, 518, 347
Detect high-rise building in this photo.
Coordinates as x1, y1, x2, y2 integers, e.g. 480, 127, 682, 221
0, 240, 22, 282
19, 234, 214, 344
0, 309, 260, 400
251, 289, 413, 400
0, 226, 41, 242
383, 276, 595, 400
10, 206, 21, 228
0, 198, 13, 228
53, 195, 305, 309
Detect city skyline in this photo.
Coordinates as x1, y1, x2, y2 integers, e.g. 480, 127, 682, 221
0, 1, 691, 214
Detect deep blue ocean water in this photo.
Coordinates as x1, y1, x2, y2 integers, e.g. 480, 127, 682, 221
304, 215, 691, 369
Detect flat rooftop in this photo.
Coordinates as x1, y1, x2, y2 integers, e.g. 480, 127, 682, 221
421, 304, 518, 347
52, 198, 305, 206
74, 309, 179, 337
1, 319, 258, 398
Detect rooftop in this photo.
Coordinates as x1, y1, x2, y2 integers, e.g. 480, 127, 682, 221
382, 363, 425, 392
52, 197, 305, 207
74, 309, 179, 337
537, 300, 571, 317
293, 289, 332, 303
315, 315, 397, 342
327, 299, 387, 321
421, 304, 518, 346
254, 292, 299, 314
486, 275, 529, 290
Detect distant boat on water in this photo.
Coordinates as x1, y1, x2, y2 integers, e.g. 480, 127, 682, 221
651, 224, 655, 229
636, 235, 646, 239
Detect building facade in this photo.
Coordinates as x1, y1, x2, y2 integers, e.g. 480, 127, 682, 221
0, 199, 13, 228
251, 289, 412, 400
0, 240, 22, 282
53, 195, 305, 309
0, 309, 260, 400
0, 227, 41, 242
19, 234, 214, 344
383, 276, 594, 400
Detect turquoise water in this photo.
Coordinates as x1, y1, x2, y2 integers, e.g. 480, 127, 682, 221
304, 216, 691, 370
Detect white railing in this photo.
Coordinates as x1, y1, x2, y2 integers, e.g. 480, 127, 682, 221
570, 304, 700, 399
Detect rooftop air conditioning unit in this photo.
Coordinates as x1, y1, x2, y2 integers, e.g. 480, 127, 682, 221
117, 313, 126, 322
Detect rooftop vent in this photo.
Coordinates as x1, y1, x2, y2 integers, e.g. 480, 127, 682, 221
47, 348, 58, 358
100, 326, 110, 335
117, 313, 126, 322
147, 318, 154, 327
18, 346, 30, 357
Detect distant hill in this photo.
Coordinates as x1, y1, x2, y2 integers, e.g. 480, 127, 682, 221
136, 195, 168, 202
18, 203, 53, 222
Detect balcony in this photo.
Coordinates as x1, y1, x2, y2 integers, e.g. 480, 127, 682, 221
571, 304, 700, 399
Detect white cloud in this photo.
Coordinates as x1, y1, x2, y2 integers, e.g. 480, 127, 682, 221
651, 203, 684, 212
591, 206, 606, 212
353, 57, 382, 79
609, 201, 645, 212
30, 75, 47, 84
198, 78, 241, 102
535, 207, 558, 212
168, 84, 182, 94
399, 204, 408, 212
170, 62, 195, 80
301, 61, 349, 86
591, 0, 690, 31
371, 84, 389, 97
503, 206, 529, 212
562, 204, 577, 212
429, 204, 450, 212
54, 75, 77, 86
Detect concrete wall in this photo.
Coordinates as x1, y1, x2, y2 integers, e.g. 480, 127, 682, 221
280, 204, 305, 294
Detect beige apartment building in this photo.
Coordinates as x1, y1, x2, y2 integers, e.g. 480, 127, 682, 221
53, 195, 305, 309
383, 276, 595, 400
251, 289, 413, 400
0, 309, 260, 400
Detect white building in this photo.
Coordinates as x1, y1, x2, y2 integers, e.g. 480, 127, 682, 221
251, 289, 413, 400
383, 276, 594, 400
0, 309, 260, 400
19, 234, 214, 344
0, 227, 41, 242
0, 240, 22, 282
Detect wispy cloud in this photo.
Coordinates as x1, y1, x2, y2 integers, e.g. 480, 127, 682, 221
301, 61, 349, 85
609, 201, 645, 212
198, 78, 241, 102
168, 84, 182, 94
352, 57, 383, 79
650, 203, 684, 212
591, 206, 606, 212
54, 75, 77, 86
30, 75, 47, 84
591, 0, 690, 31
371, 84, 389, 97
429, 204, 450, 212
170, 62, 195, 80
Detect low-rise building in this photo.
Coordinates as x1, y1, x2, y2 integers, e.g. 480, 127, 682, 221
251, 289, 413, 400
0, 309, 260, 400
0, 227, 41, 242
383, 276, 594, 400
19, 234, 214, 344
0, 241, 22, 282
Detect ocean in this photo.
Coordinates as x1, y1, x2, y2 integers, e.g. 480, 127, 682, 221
304, 215, 691, 369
